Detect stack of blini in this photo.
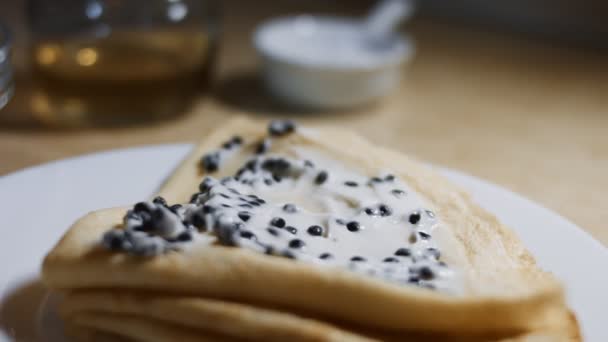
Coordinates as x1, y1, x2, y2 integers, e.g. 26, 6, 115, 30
42, 118, 580, 341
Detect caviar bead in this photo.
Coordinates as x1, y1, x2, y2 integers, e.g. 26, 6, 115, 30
239, 230, 255, 239
419, 266, 435, 280
391, 189, 405, 196
418, 231, 431, 239
270, 217, 286, 228
384, 174, 395, 181
201, 153, 220, 172
307, 225, 323, 236
238, 212, 251, 222
289, 239, 305, 248
378, 204, 392, 216
319, 253, 332, 259
395, 248, 411, 256
285, 226, 298, 235
267, 227, 280, 236
282, 203, 298, 213
351, 256, 366, 262
383, 257, 399, 263
346, 221, 360, 232
409, 212, 421, 224
315, 171, 328, 185
344, 181, 358, 187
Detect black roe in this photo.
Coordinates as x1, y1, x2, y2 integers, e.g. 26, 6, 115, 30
364, 208, 377, 216
418, 231, 431, 239
319, 253, 332, 259
282, 203, 298, 213
270, 217, 286, 228
378, 204, 392, 216
409, 212, 421, 225
307, 225, 323, 236
419, 266, 435, 280
395, 248, 411, 256
346, 221, 360, 232
239, 230, 255, 239
238, 211, 251, 222
289, 239, 305, 249
315, 171, 328, 185
391, 189, 405, 196
200, 153, 220, 173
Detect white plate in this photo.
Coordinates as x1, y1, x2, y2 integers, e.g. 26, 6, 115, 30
0, 144, 606, 341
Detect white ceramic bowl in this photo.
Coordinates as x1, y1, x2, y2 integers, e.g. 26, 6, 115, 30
254, 15, 413, 110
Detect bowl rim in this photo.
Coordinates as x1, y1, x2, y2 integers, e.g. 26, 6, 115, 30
253, 15, 414, 72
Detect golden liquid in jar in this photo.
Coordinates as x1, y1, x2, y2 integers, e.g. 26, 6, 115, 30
29, 30, 213, 127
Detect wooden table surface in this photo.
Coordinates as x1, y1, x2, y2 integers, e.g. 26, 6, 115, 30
0, 2, 607, 246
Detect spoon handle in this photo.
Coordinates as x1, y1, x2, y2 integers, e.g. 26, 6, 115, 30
365, 0, 414, 38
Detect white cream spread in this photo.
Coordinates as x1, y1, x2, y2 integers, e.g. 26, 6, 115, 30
102, 120, 461, 294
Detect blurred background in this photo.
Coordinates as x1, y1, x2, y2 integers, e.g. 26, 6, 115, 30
0, 0, 606, 244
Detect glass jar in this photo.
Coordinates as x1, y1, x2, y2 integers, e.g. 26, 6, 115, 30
26, 0, 219, 127
0, 23, 13, 111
